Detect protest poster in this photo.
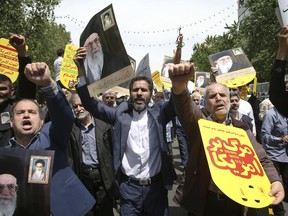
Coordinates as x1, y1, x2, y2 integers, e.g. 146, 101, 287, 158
59, 44, 78, 90
0, 148, 54, 216
208, 48, 256, 88
198, 119, 273, 208
80, 4, 134, 96
0, 38, 19, 83
277, 0, 288, 25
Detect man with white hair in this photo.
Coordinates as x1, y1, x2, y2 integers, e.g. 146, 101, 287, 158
83, 32, 104, 84
215, 55, 233, 74
0, 173, 18, 216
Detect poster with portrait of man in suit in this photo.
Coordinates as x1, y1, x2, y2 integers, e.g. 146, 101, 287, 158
208, 48, 256, 88
80, 4, 134, 96
0, 148, 54, 216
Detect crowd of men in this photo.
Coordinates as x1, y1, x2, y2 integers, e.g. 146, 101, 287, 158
0, 25, 288, 216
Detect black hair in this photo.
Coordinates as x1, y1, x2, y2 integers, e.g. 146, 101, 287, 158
129, 76, 154, 93
35, 159, 45, 167
0, 74, 13, 88
11, 98, 44, 120
56, 49, 64, 57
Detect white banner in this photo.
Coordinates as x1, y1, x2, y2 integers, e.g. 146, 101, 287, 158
278, 0, 288, 25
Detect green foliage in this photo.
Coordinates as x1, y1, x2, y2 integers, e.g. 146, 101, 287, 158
191, 0, 281, 82
0, 0, 71, 102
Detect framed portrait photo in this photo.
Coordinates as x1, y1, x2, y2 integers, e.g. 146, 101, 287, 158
101, 8, 115, 31
28, 155, 51, 184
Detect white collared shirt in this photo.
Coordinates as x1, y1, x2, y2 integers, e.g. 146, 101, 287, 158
121, 109, 161, 179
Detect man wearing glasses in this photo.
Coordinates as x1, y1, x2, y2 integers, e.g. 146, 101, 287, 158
0, 173, 18, 216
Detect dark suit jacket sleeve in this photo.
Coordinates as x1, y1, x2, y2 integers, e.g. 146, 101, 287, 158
16, 55, 37, 100
45, 86, 74, 150
269, 59, 288, 118
76, 84, 116, 124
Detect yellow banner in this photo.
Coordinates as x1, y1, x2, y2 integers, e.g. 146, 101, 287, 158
0, 38, 19, 83
59, 44, 79, 90
152, 70, 164, 91
198, 119, 273, 208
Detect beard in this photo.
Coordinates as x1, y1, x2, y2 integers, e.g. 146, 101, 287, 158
76, 111, 89, 121
217, 61, 233, 74
131, 97, 149, 112
196, 79, 204, 87
0, 195, 17, 216
84, 48, 104, 84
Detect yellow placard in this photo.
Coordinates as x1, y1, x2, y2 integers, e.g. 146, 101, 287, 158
152, 70, 164, 91
0, 38, 19, 83
198, 119, 274, 208
216, 68, 256, 88
59, 44, 79, 90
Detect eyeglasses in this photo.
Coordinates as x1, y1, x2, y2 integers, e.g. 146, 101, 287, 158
104, 96, 115, 100
0, 184, 18, 193
85, 37, 101, 47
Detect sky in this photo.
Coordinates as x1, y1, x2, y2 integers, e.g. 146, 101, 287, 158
54, 0, 239, 72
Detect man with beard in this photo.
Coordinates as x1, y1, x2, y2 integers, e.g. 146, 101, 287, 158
83, 32, 104, 85
68, 93, 115, 216
215, 55, 233, 74
31, 159, 46, 181
102, 90, 116, 107
0, 174, 18, 216
74, 47, 176, 216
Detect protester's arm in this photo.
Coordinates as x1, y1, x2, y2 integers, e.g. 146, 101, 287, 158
9, 33, 36, 99
269, 26, 288, 117
168, 63, 194, 95
74, 47, 116, 124
24, 62, 74, 149
169, 63, 202, 140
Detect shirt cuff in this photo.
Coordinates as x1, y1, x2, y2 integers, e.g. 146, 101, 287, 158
40, 81, 58, 98
77, 76, 86, 87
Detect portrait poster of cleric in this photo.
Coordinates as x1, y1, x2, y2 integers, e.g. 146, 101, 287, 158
80, 4, 134, 96
0, 148, 54, 216
208, 48, 256, 88
195, 71, 211, 89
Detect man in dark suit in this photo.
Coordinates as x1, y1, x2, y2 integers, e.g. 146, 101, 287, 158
7, 62, 95, 216
74, 47, 176, 216
269, 25, 288, 118
68, 93, 115, 216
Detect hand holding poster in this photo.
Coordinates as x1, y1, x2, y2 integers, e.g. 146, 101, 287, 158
208, 48, 256, 88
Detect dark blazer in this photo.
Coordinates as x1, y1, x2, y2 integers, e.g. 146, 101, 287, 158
68, 117, 115, 197
269, 59, 288, 118
77, 84, 177, 190
172, 90, 282, 215
8, 86, 95, 216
